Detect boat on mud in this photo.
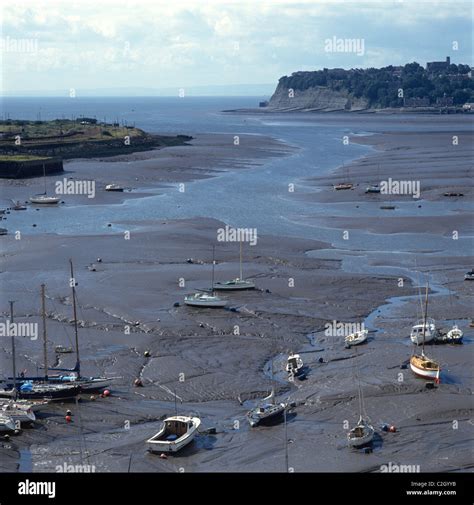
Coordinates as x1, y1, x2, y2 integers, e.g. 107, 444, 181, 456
410, 284, 441, 381
146, 416, 201, 453
410, 318, 436, 345
345, 329, 368, 347
247, 390, 287, 427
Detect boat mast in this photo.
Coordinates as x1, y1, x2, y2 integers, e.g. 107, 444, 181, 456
421, 283, 429, 355
41, 284, 48, 381
239, 240, 243, 281
9, 301, 17, 398
284, 408, 289, 472
211, 246, 215, 295
69, 259, 81, 375
43, 163, 47, 195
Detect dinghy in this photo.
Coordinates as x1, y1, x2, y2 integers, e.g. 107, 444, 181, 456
146, 416, 201, 453
344, 329, 368, 347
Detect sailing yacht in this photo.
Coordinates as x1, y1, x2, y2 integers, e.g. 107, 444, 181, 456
17, 262, 113, 391
185, 247, 227, 308
1, 297, 79, 401
347, 374, 374, 448
246, 389, 287, 427
410, 284, 441, 380
29, 163, 60, 204
214, 241, 256, 291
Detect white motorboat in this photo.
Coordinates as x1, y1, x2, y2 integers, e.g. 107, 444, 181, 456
464, 270, 474, 281
184, 292, 227, 308
347, 416, 375, 447
445, 324, 463, 343
247, 390, 286, 427
345, 329, 368, 347
285, 353, 304, 374
146, 416, 201, 453
214, 241, 256, 291
105, 184, 124, 192
0, 414, 16, 432
410, 318, 436, 345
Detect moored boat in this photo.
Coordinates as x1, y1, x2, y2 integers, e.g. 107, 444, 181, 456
410, 318, 436, 345
345, 329, 368, 347
464, 269, 474, 281
247, 390, 287, 427
105, 184, 124, 192
1, 401, 36, 424
334, 183, 353, 190
184, 292, 227, 308
347, 416, 375, 447
285, 353, 304, 375
146, 416, 201, 453
0, 414, 16, 432
409, 353, 441, 380
410, 283, 441, 381
365, 185, 381, 193
445, 325, 463, 343
29, 195, 60, 204
214, 241, 256, 291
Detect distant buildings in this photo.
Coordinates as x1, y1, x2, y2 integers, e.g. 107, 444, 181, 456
436, 96, 454, 107
403, 97, 430, 107
426, 56, 450, 73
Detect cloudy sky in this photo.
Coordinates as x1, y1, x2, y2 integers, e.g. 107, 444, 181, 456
1, 0, 472, 95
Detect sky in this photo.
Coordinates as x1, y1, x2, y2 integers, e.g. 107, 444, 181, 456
1, 0, 472, 96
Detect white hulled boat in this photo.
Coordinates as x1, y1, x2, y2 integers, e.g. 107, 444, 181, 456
185, 247, 228, 308
410, 318, 436, 345
146, 416, 201, 453
348, 416, 375, 447
30, 163, 60, 205
345, 329, 368, 347
214, 241, 255, 291
285, 353, 304, 374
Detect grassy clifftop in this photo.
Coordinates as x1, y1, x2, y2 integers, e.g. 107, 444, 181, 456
0, 119, 192, 161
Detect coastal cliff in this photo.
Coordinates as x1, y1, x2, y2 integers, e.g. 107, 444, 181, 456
268, 81, 368, 111
265, 61, 473, 112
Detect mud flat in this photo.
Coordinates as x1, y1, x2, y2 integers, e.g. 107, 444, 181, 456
0, 119, 472, 473
0, 133, 293, 208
